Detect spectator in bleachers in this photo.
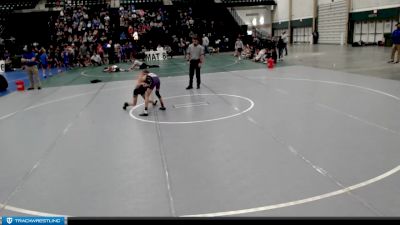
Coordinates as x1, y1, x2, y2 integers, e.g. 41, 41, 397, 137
8, 1, 242, 76
214, 38, 221, 54
164, 45, 173, 59
3, 50, 12, 70
107, 40, 115, 64
202, 35, 209, 54
178, 38, 187, 56
96, 42, 104, 61
156, 44, 164, 52
62, 45, 70, 70
91, 52, 102, 66
55, 46, 63, 72
223, 36, 230, 51
79, 43, 88, 58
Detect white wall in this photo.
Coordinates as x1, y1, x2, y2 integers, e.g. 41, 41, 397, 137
273, 0, 400, 24
318, 0, 348, 44
318, 0, 345, 5
234, 6, 272, 27
351, 0, 400, 12
292, 0, 314, 20
273, 0, 289, 23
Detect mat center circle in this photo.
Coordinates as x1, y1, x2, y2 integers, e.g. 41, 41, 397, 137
129, 94, 255, 124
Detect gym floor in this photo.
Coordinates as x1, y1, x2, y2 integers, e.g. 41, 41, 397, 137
1, 45, 400, 217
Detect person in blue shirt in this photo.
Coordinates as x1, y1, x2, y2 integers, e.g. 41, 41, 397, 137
121, 44, 126, 62
21, 45, 41, 90
39, 48, 49, 78
389, 22, 400, 64
63, 46, 70, 70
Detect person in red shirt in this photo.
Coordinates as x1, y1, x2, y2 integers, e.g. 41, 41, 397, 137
96, 43, 104, 62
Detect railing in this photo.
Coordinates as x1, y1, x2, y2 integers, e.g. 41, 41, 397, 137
163, 0, 173, 5
256, 29, 269, 38
228, 7, 245, 27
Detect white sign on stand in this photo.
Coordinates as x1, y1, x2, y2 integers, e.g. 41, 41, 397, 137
145, 50, 167, 61
0, 60, 5, 74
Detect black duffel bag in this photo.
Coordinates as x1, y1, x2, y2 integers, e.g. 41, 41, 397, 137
0, 74, 8, 91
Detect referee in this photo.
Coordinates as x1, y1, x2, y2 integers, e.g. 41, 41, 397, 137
186, 36, 205, 90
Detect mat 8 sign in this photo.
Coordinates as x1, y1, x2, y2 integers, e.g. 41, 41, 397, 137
145, 50, 167, 61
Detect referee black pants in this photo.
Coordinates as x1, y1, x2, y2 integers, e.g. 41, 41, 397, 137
189, 59, 201, 87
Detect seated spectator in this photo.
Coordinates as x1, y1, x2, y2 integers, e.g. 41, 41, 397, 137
178, 38, 187, 55
164, 45, 173, 59
3, 50, 12, 71
91, 53, 102, 66
214, 39, 221, 54
242, 45, 252, 59
156, 44, 164, 52
254, 48, 267, 62
78, 54, 91, 67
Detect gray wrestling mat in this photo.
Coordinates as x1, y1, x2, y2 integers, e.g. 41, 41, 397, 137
1, 66, 400, 217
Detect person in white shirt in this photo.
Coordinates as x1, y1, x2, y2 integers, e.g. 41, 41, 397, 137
91, 53, 102, 66
156, 44, 164, 52
235, 37, 244, 61
186, 36, 205, 90
254, 49, 267, 62
281, 31, 289, 56
202, 35, 209, 54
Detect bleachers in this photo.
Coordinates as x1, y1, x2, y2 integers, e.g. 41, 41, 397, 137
0, 0, 39, 12
0, 0, 39, 35
120, 0, 163, 6
45, 0, 107, 8
0, 12, 10, 28
67, 0, 107, 6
